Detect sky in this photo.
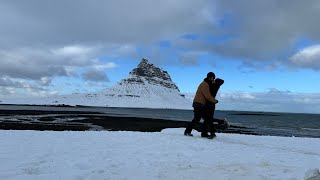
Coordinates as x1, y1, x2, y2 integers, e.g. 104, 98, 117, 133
1, 129, 320, 179
1, 0, 320, 113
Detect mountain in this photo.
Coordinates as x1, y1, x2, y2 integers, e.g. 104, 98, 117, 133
3, 58, 192, 109
126, 58, 180, 90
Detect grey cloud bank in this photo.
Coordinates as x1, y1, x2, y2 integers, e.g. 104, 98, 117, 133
1, 0, 320, 113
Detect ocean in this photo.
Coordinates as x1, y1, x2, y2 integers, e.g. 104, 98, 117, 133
0, 105, 319, 138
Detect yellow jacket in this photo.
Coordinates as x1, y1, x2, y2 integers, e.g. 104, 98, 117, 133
193, 80, 217, 105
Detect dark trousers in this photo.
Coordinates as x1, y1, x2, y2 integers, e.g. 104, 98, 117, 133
185, 102, 211, 134
204, 106, 216, 134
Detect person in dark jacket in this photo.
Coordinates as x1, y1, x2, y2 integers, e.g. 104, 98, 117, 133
184, 72, 218, 139
203, 77, 224, 137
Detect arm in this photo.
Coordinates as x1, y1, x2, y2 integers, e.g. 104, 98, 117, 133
211, 78, 224, 98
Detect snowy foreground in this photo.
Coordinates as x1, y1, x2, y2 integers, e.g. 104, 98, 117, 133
1, 129, 320, 180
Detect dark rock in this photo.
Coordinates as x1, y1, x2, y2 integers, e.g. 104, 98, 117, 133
125, 58, 180, 91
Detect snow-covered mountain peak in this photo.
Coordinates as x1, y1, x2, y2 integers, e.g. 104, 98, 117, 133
130, 58, 160, 76
99, 58, 191, 109
124, 58, 179, 90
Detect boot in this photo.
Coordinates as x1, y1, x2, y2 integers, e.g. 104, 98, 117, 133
184, 130, 193, 136
208, 132, 216, 139
201, 133, 210, 138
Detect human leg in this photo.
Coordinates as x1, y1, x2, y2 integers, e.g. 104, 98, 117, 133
203, 108, 216, 138
184, 105, 203, 136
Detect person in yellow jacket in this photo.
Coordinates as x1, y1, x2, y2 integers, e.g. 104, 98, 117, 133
184, 72, 219, 139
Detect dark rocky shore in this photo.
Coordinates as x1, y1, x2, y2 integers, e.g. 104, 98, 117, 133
0, 105, 257, 135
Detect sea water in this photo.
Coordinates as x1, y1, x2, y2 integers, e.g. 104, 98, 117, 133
1, 105, 319, 138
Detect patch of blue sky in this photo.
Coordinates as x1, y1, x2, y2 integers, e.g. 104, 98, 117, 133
220, 63, 320, 93
216, 12, 240, 30
180, 32, 234, 45
294, 37, 314, 50
100, 56, 137, 83
204, 35, 234, 45
158, 40, 171, 48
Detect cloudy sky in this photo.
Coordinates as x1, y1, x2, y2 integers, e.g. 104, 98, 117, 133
1, 0, 320, 113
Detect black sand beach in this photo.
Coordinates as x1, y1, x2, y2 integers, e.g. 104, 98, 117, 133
0, 105, 256, 135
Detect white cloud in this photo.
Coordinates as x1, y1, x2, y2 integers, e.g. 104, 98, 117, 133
92, 63, 117, 71
2, 0, 320, 68
110, 44, 138, 58
52, 45, 96, 56
212, 1, 320, 60
0, 45, 119, 97
0, 0, 216, 48
81, 62, 117, 82
40, 77, 52, 86
290, 44, 320, 70
178, 51, 208, 65
2, 0, 320, 70
184, 88, 320, 113
216, 90, 320, 114
220, 92, 256, 101
0, 76, 58, 98
82, 70, 109, 82
0, 87, 14, 96
0, 76, 38, 89
0, 45, 117, 80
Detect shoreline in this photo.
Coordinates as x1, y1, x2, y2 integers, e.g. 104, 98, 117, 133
0, 109, 256, 135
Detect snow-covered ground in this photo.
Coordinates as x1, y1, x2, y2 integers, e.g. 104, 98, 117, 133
1, 129, 319, 180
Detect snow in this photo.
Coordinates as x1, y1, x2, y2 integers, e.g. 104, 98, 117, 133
1, 129, 319, 180
305, 168, 320, 180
